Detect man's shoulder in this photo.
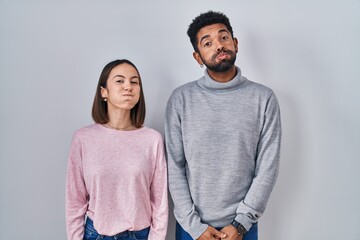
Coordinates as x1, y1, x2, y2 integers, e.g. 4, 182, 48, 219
168, 79, 200, 101
244, 77, 275, 96
172, 79, 199, 94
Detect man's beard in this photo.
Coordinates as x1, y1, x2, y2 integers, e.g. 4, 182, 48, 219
201, 50, 237, 72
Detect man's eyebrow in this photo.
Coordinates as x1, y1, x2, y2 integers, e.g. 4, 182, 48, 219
218, 28, 230, 34
199, 28, 230, 44
199, 34, 210, 44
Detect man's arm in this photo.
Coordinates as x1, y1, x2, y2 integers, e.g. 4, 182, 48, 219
235, 92, 282, 230
164, 93, 208, 239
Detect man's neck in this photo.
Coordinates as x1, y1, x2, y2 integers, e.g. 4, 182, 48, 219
207, 65, 237, 83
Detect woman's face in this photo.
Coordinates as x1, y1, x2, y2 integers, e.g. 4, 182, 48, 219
101, 63, 141, 112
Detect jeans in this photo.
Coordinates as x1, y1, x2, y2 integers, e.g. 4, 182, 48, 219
175, 221, 258, 240
84, 217, 150, 240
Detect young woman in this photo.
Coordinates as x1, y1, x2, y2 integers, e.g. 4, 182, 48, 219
66, 59, 168, 240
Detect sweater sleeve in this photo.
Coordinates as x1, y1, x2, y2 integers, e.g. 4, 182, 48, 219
164, 94, 208, 239
66, 133, 89, 240
235, 92, 282, 230
148, 137, 169, 240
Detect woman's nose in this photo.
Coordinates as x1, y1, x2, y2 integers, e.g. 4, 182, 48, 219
123, 82, 131, 91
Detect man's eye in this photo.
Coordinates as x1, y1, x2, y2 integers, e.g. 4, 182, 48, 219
222, 35, 229, 40
204, 42, 211, 47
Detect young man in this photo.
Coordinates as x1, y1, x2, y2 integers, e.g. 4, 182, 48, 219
165, 11, 282, 240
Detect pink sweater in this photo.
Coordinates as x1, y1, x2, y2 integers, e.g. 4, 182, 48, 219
66, 124, 168, 240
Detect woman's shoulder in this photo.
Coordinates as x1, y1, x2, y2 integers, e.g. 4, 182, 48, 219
139, 126, 164, 141
72, 123, 102, 139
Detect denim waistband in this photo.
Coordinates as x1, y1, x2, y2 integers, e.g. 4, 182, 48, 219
85, 217, 150, 238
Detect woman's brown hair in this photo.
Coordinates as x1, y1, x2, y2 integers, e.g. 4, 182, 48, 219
91, 59, 146, 128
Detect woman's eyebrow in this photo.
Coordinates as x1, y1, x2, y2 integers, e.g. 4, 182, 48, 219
112, 74, 125, 79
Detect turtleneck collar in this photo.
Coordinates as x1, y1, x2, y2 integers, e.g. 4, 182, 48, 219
197, 66, 246, 93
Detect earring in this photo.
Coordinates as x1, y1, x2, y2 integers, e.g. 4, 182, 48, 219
200, 64, 204, 68
103, 98, 107, 102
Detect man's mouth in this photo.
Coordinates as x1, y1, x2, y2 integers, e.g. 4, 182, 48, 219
215, 52, 230, 61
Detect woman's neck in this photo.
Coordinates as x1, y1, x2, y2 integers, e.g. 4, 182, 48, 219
107, 109, 133, 130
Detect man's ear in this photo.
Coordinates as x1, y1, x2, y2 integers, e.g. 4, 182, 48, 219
233, 37, 239, 53
193, 51, 204, 65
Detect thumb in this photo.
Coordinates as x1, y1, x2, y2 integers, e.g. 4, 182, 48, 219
209, 227, 227, 238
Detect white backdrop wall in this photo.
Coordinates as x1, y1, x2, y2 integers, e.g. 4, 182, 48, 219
1, 0, 359, 239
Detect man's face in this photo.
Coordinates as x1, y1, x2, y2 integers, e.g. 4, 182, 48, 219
193, 23, 238, 72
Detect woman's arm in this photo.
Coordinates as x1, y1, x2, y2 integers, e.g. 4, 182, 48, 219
66, 133, 88, 240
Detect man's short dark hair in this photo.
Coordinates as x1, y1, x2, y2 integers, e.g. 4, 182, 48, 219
187, 11, 234, 52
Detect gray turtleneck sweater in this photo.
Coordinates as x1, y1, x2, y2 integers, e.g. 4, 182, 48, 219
165, 67, 281, 239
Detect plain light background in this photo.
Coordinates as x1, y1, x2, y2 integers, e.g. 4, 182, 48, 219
1, 0, 359, 239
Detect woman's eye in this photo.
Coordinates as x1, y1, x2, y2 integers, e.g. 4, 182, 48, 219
116, 80, 124, 83
131, 81, 138, 85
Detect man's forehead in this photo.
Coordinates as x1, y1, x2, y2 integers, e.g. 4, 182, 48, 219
197, 23, 230, 41
198, 24, 229, 35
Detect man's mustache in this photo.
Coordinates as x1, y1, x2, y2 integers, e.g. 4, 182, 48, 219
212, 50, 234, 61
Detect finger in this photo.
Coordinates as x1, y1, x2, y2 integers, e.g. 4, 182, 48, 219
209, 228, 226, 239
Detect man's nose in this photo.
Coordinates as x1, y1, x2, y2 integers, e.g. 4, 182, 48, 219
214, 39, 225, 52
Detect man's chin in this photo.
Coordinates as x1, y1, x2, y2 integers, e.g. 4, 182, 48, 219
207, 62, 234, 72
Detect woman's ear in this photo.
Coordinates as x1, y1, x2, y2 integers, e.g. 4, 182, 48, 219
100, 86, 108, 99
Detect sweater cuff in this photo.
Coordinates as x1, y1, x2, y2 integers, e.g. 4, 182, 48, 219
235, 213, 258, 232
235, 201, 262, 231
188, 222, 208, 239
